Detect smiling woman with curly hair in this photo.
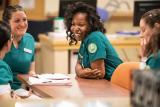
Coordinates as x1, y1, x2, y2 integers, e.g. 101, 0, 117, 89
64, 2, 122, 80
64, 2, 106, 45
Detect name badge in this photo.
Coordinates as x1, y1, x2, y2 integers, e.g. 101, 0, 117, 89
24, 48, 32, 54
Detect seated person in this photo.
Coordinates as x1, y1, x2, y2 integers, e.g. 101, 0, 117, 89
3, 5, 35, 90
0, 21, 13, 99
139, 9, 160, 69
64, 2, 123, 80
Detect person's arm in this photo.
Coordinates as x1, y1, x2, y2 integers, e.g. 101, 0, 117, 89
90, 59, 105, 79
29, 37, 36, 75
29, 61, 35, 75
0, 92, 12, 99
75, 60, 103, 79
0, 91, 20, 99
0, 84, 12, 99
75, 60, 85, 77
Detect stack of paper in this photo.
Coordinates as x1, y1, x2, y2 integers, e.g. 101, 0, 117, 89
28, 73, 72, 86
37, 73, 70, 80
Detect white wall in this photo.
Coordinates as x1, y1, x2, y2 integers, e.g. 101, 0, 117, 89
45, 0, 59, 15
44, 0, 134, 15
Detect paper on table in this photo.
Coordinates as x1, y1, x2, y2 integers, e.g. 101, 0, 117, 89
14, 88, 30, 97
36, 73, 70, 80
28, 76, 72, 86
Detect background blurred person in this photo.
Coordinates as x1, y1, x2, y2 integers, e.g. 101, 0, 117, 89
139, 9, 160, 69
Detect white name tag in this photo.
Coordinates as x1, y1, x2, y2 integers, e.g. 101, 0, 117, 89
24, 48, 32, 54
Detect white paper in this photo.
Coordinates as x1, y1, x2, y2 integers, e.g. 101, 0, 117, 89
14, 88, 30, 97
28, 74, 72, 86
36, 73, 70, 80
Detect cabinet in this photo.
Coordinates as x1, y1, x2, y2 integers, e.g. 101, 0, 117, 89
38, 34, 74, 74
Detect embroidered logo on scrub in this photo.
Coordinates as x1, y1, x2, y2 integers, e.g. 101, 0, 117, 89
88, 43, 97, 53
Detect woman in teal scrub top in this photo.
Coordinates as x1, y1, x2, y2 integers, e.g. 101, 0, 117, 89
140, 9, 160, 69
64, 2, 123, 80
0, 21, 13, 99
2, 5, 35, 90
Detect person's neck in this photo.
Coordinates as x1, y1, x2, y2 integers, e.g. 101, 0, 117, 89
0, 51, 5, 60
12, 35, 22, 48
13, 35, 22, 43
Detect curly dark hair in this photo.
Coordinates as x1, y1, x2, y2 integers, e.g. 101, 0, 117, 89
64, 2, 106, 45
141, 9, 160, 57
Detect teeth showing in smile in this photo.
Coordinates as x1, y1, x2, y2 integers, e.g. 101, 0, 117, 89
75, 33, 80, 37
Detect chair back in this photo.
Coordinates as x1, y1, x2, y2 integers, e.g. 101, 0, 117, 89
111, 62, 140, 90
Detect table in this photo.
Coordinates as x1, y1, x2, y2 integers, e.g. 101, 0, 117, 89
18, 74, 129, 98
0, 97, 131, 107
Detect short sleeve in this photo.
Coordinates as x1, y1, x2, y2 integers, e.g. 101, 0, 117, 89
146, 55, 160, 69
31, 52, 35, 62
86, 36, 106, 63
31, 37, 35, 62
29, 34, 35, 62
0, 64, 13, 84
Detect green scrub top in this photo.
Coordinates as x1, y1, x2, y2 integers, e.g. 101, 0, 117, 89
0, 60, 13, 85
3, 33, 35, 90
78, 31, 123, 80
146, 51, 160, 70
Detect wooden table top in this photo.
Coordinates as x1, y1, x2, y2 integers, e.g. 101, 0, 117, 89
0, 97, 131, 107
18, 74, 129, 98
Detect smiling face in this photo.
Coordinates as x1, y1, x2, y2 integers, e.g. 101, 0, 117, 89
9, 10, 28, 37
71, 12, 89, 41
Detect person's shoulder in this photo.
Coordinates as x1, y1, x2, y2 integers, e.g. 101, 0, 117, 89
147, 51, 160, 63
0, 60, 7, 66
23, 33, 35, 42
149, 51, 160, 58
90, 31, 104, 36
87, 31, 106, 41
146, 51, 160, 69
0, 60, 9, 71
0, 60, 12, 85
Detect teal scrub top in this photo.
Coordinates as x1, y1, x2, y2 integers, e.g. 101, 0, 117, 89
0, 60, 13, 85
146, 51, 160, 70
3, 33, 35, 90
78, 31, 123, 80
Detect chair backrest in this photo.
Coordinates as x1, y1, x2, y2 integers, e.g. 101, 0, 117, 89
111, 62, 140, 91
